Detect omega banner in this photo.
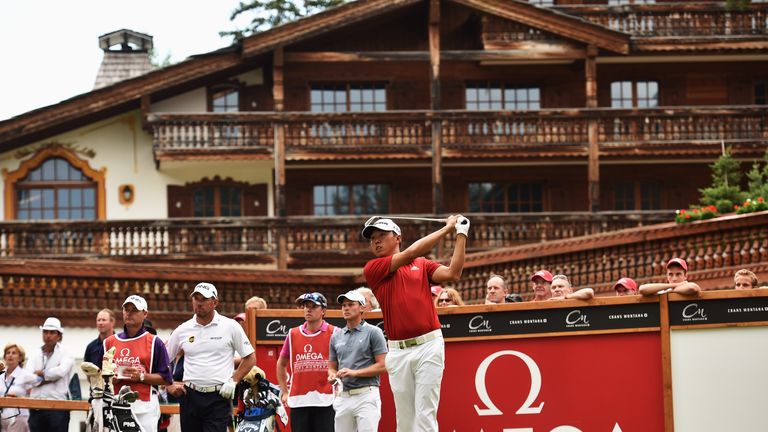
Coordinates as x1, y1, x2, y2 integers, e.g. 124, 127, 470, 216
254, 301, 664, 431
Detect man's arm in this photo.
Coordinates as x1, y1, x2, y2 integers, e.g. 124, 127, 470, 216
673, 282, 701, 295
639, 283, 677, 296
336, 353, 386, 379
327, 360, 339, 382
44, 351, 74, 381
389, 215, 459, 273
432, 234, 466, 283
566, 288, 595, 300
276, 356, 290, 405
231, 352, 255, 383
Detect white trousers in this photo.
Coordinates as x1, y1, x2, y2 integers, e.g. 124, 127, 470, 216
385, 336, 444, 432
131, 394, 161, 432
332, 387, 381, 432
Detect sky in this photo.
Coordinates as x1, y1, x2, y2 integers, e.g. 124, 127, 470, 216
0, 0, 255, 121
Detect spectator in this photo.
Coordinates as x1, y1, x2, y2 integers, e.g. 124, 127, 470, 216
166, 283, 256, 432
328, 290, 388, 432
613, 277, 638, 296
549, 275, 594, 300
245, 296, 268, 310
430, 285, 443, 303
485, 275, 508, 304
26, 317, 74, 432
83, 309, 115, 366
530, 270, 554, 302
639, 258, 701, 296
356, 287, 380, 312
505, 293, 524, 303
104, 295, 173, 432
276, 293, 337, 432
2, 343, 36, 432
436, 288, 465, 307
734, 269, 758, 290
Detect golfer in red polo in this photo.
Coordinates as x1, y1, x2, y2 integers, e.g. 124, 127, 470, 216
362, 215, 469, 431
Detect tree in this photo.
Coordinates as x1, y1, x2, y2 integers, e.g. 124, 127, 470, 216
698, 146, 746, 213
220, 0, 347, 40
746, 149, 768, 199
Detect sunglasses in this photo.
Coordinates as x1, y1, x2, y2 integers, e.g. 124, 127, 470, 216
297, 292, 326, 305
437, 297, 452, 303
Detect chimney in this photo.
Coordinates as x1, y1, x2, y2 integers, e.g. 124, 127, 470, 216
94, 29, 155, 89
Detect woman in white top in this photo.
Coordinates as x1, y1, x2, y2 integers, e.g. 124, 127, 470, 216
2, 343, 37, 432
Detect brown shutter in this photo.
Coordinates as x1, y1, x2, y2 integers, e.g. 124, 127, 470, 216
167, 185, 193, 218
243, 183, 268, 216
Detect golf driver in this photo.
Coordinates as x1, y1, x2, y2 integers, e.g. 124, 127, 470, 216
364, 215, 447, 226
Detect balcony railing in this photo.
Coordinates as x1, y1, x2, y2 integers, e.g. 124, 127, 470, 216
555, 3, 768, 38
149, 106, 768, 157
0, 212, 673, 266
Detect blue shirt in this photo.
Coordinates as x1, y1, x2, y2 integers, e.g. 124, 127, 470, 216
329, 321, 388, 389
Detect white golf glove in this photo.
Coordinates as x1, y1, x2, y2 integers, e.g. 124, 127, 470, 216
219, 379, 237, 399
456, 216, 470, 237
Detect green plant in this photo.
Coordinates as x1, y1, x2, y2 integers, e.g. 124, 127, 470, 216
698, 146, 746, 214
746, 149, 768, 199
675, 205, 719, 224
735, 197, 768, 214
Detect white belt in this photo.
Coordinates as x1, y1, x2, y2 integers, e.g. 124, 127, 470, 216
185, 383, 221, 393
387, 329, 442, 349
339, 386, 377, 397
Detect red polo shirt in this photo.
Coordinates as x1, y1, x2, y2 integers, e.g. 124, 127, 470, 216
364, 255, 441, 340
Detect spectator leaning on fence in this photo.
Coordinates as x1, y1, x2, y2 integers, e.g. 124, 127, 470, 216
530, 270, 554, 302
436, 288, 465, 307
734, 269, 759, 290
639, 258, 701, 296
549, 275, 594, 300
2, 343, 37, 432
613, 277, 638, 296
485, 275, 508, 305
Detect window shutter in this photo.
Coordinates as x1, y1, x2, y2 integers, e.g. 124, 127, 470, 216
243, 183, 268, 216
167, 185, 193, 218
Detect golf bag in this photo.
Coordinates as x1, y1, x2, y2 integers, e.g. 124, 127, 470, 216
87, 385, 143, 432
235, 375, 285, 432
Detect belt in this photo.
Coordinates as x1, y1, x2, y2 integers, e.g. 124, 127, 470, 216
387, 329, 442, 350
185, 383, 222, 393
339, 386, 377, 397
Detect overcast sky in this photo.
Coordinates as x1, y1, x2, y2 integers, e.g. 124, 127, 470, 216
0, 0, 254, 120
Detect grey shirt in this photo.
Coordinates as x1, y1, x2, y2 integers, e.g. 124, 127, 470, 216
329, 320, 388, 390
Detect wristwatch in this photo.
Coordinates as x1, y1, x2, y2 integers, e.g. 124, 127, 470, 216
139, 372, 145, 382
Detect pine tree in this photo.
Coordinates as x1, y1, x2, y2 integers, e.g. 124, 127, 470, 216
746, 149, 768, 199
221, 0, 347, 40
698, 146, 746, 213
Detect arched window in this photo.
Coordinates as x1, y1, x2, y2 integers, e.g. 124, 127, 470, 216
4, 145, 106, 220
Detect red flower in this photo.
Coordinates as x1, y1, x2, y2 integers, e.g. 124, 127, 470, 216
685, 214, 691, 219
734, 205, 740, 210
759, 197, 765, 203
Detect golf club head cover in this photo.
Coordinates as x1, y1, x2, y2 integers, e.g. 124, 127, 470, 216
220, 379, 237, 399
456, 216, 470, 237
101, 346, 116, 376
242, 365, 266, 386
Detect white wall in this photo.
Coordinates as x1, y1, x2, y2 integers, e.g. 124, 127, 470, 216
671, 326, 768, 432
150, 88, 207, 113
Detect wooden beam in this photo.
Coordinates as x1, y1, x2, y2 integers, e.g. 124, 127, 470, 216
659, 294, 675, 432
283, 49, 585, 63
587, 118, 600, 212
272, 47, 287, 270
585, 45, 598, 109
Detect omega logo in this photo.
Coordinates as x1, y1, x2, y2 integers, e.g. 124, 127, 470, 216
473, 350, 625, 432
120, 348, 131, 357
304, 344, 313, 353
682, 303, 707, 320
266, 320, 288, 336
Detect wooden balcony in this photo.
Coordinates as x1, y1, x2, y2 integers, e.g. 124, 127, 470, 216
149, 106, 768, 160
555, 2, 768, 40
0, 212, 672, 267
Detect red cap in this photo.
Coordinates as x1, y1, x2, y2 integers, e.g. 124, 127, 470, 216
234, 312, 246, 322
530, 270, 553, 283
612, 277, 638, 292
430, 285, 443, 296
666, 258, 688, 272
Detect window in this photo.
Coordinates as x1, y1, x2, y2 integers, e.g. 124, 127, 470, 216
193, 185, 243, 217
313, 184, 389, 215
613, 181, 662, 210
611, 81, 659, 108
310, 83, 386, 113
466, 83, 541, 110
756, 81, 767, 105
211, 87, 239, 112
15, 157, 97, 220
468, 183, 544, 213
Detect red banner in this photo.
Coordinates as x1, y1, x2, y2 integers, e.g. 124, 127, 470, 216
257, 332, 663, 431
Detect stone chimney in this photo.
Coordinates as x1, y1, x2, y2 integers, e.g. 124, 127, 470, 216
94, 29, 155, 89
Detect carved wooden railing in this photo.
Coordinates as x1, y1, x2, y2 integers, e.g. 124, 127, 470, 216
0, 212, 672, 265
0, 260, 360, 327
149, 107, 768, 157
555, 3, 768, 38
455, 211, 768, 303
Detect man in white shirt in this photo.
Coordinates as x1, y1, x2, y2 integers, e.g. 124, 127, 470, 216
166, 282, 256, 432
26, 317, 74, 432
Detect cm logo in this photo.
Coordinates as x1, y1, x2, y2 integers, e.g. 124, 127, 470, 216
474, 350, 544, 416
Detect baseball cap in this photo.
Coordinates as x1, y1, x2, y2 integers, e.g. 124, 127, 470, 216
337, 290, 366, 306
192, 282, 218, 299
234, 312, 246, 322
123, 295, 148, 311
296, 292, 328, 308
612, 277, 638, 292
666, 258, 688, 272
40, 317, 64, 333
531, 270, 554, 283
430, 285, 443, 296
505, 293, 524, 303
361, 218, 402, 240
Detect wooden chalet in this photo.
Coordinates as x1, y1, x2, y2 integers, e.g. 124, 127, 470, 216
0, 0, 767, 325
